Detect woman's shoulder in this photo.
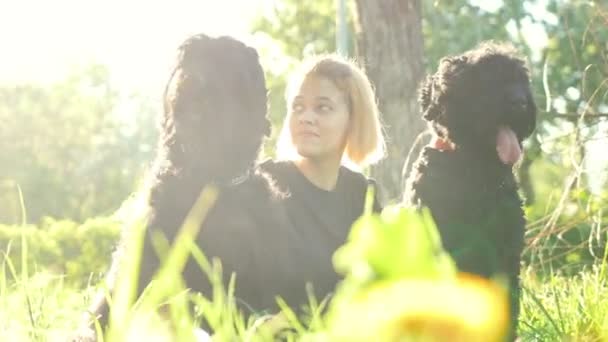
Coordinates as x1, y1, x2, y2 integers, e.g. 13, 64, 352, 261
339, 165, 377, 188
339, 166, 382, 212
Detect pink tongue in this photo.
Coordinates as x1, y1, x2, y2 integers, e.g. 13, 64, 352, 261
496, 126, 522, 165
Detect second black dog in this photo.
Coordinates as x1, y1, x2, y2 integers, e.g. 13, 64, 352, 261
404, 41, 537, 338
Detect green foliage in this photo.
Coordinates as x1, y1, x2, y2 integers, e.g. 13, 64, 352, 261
0, 65, 157, 223
0, 271, 99, 341
528, 1, 607, 193
0, 216, 121, 287
519, 263, 608, 341
422, 1, 514, 71
542, 0, 607, 116
525, 154, 608, 274
252, 0, 341, 59
334, 206, 456, 285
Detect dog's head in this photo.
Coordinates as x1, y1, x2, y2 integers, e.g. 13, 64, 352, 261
419, 41, 537, 166
161, 34, 270, 176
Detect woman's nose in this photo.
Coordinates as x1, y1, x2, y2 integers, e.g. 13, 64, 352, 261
298, 110, 316, 125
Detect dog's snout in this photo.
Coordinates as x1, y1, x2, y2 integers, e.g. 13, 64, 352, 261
509, 96, 528, 112
505, 85, 529, 113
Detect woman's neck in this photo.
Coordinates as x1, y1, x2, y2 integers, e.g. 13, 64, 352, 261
294, 157, 341, 191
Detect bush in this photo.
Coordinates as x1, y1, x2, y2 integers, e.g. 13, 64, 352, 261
0, 216, 121, 287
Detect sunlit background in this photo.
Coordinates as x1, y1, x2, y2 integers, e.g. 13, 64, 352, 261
1, 0, 554, 88
1, 0, 606, 221
0, 0, 269, 91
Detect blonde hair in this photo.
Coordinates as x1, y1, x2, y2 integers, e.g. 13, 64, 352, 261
276, 54, 386, 168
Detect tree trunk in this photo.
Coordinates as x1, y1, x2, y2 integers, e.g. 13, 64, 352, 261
352, 0, 426, 203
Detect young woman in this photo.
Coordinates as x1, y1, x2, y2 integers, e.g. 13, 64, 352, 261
260, 54, 386, 307
196, 55, 386, 317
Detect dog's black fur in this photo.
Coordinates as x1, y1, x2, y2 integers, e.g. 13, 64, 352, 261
78, 34, 278, 338
404, 41, 537, 338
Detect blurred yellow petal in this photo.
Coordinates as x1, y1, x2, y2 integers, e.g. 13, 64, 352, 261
330, 274, 509, 342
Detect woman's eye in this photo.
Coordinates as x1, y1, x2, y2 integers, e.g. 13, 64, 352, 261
292, 104, 304, 112
318, 104, 332, 112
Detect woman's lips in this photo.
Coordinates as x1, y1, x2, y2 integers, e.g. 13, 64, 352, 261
296, 130, 319, 138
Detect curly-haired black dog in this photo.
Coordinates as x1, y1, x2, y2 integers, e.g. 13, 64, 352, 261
404, 41, 537, 338
76, 33, 280, 339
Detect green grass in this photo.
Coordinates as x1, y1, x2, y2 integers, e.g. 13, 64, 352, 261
519, 266, 608, 341
2, 265, 607, 341
0, 266, 97, 340
1, 192, 607, 341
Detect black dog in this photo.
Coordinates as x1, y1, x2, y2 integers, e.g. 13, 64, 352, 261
76, 34, 278, 340
404, 41, 537, 338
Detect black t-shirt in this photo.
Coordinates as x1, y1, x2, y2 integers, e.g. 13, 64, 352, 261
258, 160, 381, 308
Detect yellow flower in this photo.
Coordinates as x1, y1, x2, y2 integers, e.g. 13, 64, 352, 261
329, 274, 509, 342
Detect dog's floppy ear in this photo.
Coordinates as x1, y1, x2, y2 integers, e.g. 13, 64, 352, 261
418, 75, 437, 121
437, 55, 470, 85
418, 75, 433, 113
418, 75, 443, 122
421, 55, 470, 122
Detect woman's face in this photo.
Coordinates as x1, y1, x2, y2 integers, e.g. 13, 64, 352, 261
288, 75, 350, 163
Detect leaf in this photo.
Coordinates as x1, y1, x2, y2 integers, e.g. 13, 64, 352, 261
333, 205, 456, 284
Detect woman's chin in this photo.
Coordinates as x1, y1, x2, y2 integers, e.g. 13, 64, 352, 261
295, 146, 320, 159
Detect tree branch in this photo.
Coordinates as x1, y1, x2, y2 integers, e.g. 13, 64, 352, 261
541, 111, 608, 119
